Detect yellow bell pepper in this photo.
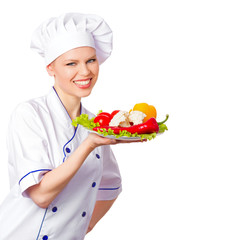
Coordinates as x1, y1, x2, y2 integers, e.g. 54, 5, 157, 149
131, 103, 157, 122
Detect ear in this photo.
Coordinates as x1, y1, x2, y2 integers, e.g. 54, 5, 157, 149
46, 63, 55, 77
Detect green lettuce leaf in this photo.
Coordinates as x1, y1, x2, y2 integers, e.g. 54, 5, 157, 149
72, 114, 99, 129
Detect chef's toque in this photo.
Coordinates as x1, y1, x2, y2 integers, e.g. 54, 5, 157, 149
30, 12, 113, 65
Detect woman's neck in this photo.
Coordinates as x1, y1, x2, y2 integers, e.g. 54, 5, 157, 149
54, 85, 81, 120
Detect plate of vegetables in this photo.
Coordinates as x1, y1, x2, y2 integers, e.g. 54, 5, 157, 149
72, 103, 169, 141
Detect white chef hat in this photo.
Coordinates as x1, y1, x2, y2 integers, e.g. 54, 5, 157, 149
30, 13, 113, 65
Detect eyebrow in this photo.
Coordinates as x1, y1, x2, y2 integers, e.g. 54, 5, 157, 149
64, 55, 97, 62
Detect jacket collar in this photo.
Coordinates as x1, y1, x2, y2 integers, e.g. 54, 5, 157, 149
47, 87, 82, 128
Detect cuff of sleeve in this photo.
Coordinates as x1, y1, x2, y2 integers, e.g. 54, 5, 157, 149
96, 185, 122, 201
19, 169, 51, 197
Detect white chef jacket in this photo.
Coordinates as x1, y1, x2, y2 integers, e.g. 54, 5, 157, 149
0, 87, 122, 240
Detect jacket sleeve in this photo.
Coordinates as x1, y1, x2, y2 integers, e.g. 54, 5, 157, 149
7, 103, 53, 197
96, 145, 122, 200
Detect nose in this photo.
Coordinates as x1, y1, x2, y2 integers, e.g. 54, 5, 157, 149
78, 63, 90, 76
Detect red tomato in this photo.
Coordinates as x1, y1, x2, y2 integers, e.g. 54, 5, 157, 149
94, 114, 111, 126
98, 112, 111, 118
110, 110, 120, 119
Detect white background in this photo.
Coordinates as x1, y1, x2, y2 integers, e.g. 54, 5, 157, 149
0, 0, 240, 239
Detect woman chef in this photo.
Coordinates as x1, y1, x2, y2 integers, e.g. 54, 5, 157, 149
0, 13, 137, 240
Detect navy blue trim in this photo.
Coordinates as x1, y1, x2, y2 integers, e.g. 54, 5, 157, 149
19, 169, 52, 185
52, 86, 83, 163
62, 126, 78, 162
98, 187, 121, 190
36, 208, 48, 240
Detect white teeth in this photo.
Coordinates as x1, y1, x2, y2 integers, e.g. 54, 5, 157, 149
74, 80, 90, 86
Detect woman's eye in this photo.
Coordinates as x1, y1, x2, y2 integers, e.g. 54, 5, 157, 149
66, 62, 76, 66
87, 59, 96, 63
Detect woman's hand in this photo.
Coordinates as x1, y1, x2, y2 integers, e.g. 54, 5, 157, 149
86, 132, 146, 149
86, 133, 117, 148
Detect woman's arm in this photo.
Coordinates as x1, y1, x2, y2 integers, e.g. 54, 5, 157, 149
26, 134, 117, 208
87, 198, 117, 234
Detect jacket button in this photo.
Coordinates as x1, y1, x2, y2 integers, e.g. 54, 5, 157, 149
52, 206, 58, 212
42, 235, 48, 240
66, 147, 71, 153
92, 182, 96, 188
96, 154, 100, 159
82, 211, 86, 217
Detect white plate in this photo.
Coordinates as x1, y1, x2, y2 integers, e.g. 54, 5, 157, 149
87, 130, 144, 141
87, 129, 162, 141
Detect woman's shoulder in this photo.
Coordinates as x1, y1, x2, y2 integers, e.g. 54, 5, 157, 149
13, 97, 45, 116
10, 93, 50, 124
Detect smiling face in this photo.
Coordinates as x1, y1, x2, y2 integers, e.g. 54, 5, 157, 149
47, 47, 99, 100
